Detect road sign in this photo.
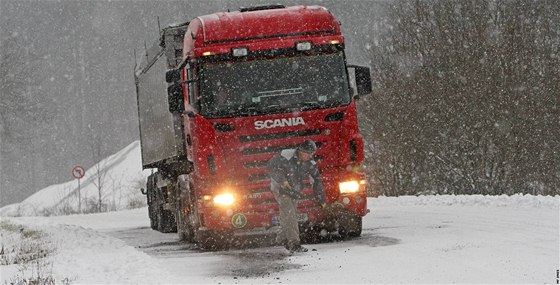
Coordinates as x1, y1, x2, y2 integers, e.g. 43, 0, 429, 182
72, 165, 85, 179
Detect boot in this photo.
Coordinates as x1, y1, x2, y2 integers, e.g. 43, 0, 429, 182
289, 245, 308, 253
287, 242, 308, 253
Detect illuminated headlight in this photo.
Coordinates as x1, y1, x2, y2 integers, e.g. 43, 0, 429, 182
296, 41, 312, 51
232, 47, 248, 57
213, 193, 234, 206
339, 180, 360, 194
330, 39, 340, 45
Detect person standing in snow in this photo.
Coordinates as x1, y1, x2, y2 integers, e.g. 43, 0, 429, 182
267, 139, 326, 253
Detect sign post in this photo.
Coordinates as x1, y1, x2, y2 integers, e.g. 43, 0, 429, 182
72, 165, 85, 213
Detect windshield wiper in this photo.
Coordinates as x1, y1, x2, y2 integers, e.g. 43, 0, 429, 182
302, 101, 321, 107
265, 104, 283, 109
228, 103, 322, 117
235, 106, 260, 116
299, 101, 324, 110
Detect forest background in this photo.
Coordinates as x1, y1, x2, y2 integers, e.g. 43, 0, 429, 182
1, 0, 558, 207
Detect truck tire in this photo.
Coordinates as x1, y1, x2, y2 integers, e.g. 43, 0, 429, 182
176, 176, 194, 242
147, 175, 158, 230
151, 173, 177, 233
338, 215, 362, 238
149, 192, 158, 230
300, 224, 322, 244
177, 213, 193, 241
157, 207, 177, 233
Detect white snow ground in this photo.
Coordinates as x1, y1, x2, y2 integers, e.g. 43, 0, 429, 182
1, 195, 558, 284
1, 141, 558, 284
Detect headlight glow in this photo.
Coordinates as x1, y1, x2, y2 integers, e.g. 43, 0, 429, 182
213, 193, 234, 206
339, 180, 360, 194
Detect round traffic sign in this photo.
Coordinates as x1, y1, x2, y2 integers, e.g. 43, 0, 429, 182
72, 165, 85, 179
231, 213, 247, 228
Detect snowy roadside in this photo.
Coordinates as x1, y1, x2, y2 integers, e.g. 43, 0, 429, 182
1, 195, 558, 284
1, 209, 182, 284
371, 193, 559, 208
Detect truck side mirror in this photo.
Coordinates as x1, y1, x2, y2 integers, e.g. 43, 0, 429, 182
355, 66, 372, 96
348, 65, 372, 98
166, 68, 181, 83
167, 83, 184, 114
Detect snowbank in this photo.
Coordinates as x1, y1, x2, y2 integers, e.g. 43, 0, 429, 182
0, 141, 152, 217
371, 194, 559, 208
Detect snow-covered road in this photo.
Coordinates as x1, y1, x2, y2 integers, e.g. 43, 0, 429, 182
2, 195, 558, 284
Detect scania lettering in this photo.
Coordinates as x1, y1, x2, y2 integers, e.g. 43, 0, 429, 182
135, 5, 373, 250
254, 117, 306, 129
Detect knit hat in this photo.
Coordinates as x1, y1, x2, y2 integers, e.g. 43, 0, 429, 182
298, 140, 317, 154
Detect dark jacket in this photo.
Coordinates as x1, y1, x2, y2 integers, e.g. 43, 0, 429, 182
267, 149, 325, 204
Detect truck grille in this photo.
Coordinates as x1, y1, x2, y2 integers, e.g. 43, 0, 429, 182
241, 144, 300, 155
230, 129, 324, 187
241, 141, 323, 156
244, 160, 269, 168
248, 173, 269, 182
239, 129, 321, 142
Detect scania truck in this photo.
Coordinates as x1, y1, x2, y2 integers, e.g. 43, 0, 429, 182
135, 4, 372, 249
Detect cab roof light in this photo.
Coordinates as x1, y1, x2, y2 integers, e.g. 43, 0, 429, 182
232, 47, 248, 57
202, 51, 214, 56
296, 41, 312, 51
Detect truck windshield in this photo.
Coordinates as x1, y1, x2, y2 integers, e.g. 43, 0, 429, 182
199, 53, 351, 118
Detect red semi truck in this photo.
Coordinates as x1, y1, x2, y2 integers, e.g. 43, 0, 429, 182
135, 5, 372, 249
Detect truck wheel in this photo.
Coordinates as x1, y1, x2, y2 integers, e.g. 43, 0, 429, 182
152, 174, 177, 233
155, 192, 176, 233
177, 215, 194, 242
300, 224, 321, 244
156, 206, 165, 232
157, 207, 177, 233
147, 175, 158, 230
148, 195, 158, 230
176, 176, 194, 242
338, 216, 362, 238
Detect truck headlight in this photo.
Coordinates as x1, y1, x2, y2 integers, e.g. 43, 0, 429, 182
339, 180, 360, 194
213, 193, 234, 206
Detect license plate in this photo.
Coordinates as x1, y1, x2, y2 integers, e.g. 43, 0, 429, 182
297, 213, 308, 222
272, 213, 308, 225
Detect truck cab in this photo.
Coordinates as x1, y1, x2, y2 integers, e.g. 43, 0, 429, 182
137, 5, 372, 249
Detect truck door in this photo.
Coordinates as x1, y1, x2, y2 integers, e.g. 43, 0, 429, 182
182, 62, 197, 162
